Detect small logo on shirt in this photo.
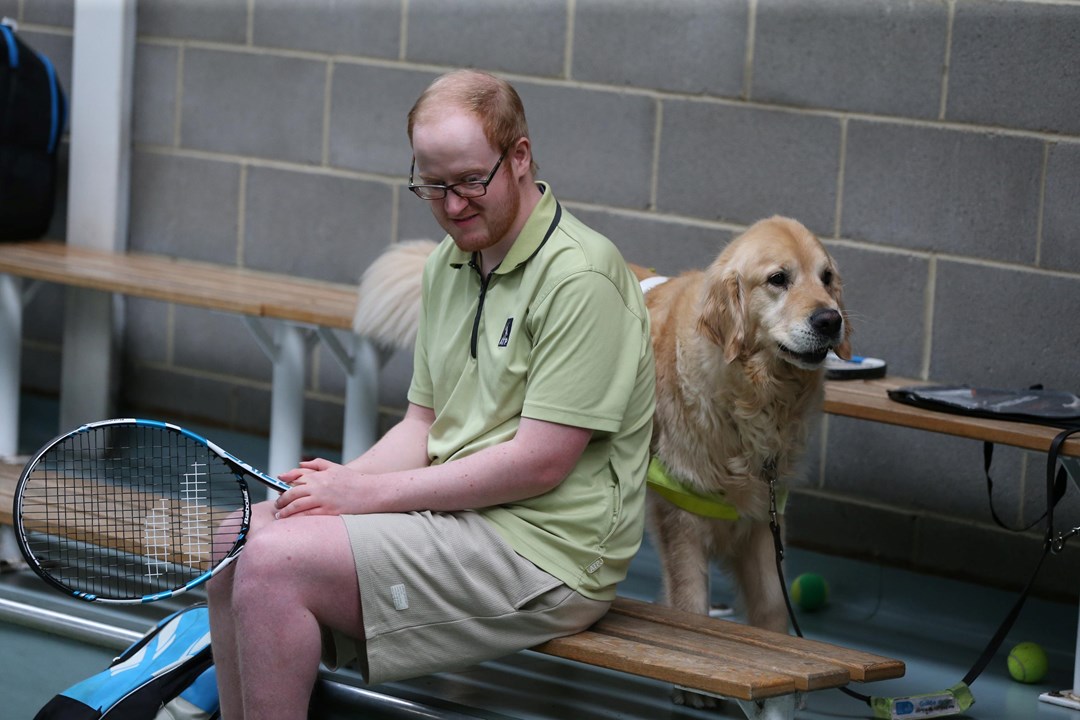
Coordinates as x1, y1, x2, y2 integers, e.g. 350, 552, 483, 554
498, 318, 513, 347
391, 583, 409, 610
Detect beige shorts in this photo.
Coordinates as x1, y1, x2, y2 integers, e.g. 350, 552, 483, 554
323, 510, 610, 685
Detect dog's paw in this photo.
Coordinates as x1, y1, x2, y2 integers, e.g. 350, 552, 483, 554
671, 687, 717, 709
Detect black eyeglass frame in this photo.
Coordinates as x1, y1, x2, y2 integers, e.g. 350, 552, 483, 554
408, 151, 507, 200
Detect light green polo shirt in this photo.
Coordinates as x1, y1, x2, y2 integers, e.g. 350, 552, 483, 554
407, 183, 655, 600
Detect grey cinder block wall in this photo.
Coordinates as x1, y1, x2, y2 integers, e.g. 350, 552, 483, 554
9, 0, 1080, 598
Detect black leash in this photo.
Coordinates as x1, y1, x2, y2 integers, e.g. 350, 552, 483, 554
768, 425, 1080, 716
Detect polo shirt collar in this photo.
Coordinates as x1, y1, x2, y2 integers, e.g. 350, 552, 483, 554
447, 182, 561, 274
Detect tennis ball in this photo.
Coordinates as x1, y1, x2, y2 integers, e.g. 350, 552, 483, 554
1007, 641, 1048, 684
790, 573, 829, 611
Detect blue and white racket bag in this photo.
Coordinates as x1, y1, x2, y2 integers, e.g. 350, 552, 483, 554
34, 603, 219, 720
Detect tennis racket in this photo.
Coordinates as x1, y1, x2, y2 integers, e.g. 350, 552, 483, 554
12, 418, 292, 604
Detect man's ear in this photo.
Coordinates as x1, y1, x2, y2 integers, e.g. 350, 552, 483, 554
509, 137, 533, 178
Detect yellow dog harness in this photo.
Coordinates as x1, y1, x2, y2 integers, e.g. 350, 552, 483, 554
646, 456, 788, 520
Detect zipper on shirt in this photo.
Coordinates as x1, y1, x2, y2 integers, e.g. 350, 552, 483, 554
462, 197, 560, 359
467, 256, 496, 359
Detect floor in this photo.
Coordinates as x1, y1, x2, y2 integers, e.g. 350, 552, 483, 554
3, 393, 1080, 719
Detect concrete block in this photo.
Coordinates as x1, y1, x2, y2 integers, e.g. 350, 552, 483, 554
329, 64, 437, 175
229, 383, 274, 437
1022, 452, 1080, 536
568, 207, 733, 276
658, 100, 840, 231
406, 0, 566, 77
0, 0, 19, 22
825, 245, 929, 379
930, 260, 1080, 390
754, 0, 947, 116
785, 491, 917, 568
19, 344, 62, 398
948, 0, 1080, 135
137, 0, 248, 43
314, 337, 410, 400
122, 365, 240, 428
516, 82, 656, 208
913, 518, 1073, 599
23, 284, 65, 345
128, 151, 241, 264
252, 0, 400, 58
572, 0, 746, 96
123, 297, 170, 365
303, 397, 345, 457
842, 120, 1042, 263
133, 42, 178, 147
21, 0, 73, 26
181, 48, 326, 163
171, 304, 270, 381
396, 192, 445, 244
242, 165, 393, 284
823, 416, 1023, 524
1041, 143, 1080, 273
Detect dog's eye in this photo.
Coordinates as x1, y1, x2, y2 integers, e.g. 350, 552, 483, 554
821, 269, 834, 286
767, 271, 788, 288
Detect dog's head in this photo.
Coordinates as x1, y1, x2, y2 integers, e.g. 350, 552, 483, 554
698, 216, 851, 369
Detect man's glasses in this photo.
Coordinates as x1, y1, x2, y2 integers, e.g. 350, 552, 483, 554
408, 151, 506, 200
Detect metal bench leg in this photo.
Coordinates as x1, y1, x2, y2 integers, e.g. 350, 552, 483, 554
0, 274, 21, 460
244, 318, 313, 500
317, 329, 380, 463
59, 289, 117, 433
268, 323, 308, 485
736, 695, 795, 720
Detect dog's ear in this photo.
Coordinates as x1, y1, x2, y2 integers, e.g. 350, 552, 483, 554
698, 270, 748, 363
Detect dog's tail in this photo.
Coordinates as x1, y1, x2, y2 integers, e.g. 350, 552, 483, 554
352, 239, 439, 351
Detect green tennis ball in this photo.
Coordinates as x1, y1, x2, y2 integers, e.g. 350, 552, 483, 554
1007, 641, 1048, 684
790, 573, 829, 611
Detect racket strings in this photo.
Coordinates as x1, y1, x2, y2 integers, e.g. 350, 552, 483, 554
18, 424, 249, 601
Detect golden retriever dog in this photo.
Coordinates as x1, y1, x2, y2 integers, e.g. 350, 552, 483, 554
631, 215, 849, 706
353, 216, 850, 705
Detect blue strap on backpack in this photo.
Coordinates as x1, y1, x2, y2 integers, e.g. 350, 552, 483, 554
33, 603, 219, 720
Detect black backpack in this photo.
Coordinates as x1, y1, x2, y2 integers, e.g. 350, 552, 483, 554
1, 20, 67, 241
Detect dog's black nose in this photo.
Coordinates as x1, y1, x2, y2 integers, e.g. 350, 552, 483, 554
810, 308, 842, 337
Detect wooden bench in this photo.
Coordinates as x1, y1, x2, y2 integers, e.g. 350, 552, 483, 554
824, 375, 1080, 457
0, 461, 900, 720
0, 240, 378, 474
535, 596, 902, 718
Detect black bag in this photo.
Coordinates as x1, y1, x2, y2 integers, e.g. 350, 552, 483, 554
887, 384, 1080, 429
889, 383, 1080, 532
1, 20, 67, 241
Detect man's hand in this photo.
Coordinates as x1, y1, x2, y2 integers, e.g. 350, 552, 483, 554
275, 458, 366, 518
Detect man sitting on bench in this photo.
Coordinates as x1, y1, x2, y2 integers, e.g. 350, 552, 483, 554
205, 68, 656, 720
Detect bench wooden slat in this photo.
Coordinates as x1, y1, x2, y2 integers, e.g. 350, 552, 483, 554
0, 241, 358, 329
533, 628, 798, 700
0, 461, 18, 526
592, 612, 849, 691
825, 377, 1080, 457
610, 597, 905, 683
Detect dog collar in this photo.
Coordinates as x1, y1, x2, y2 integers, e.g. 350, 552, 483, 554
646, 456, 788, 520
